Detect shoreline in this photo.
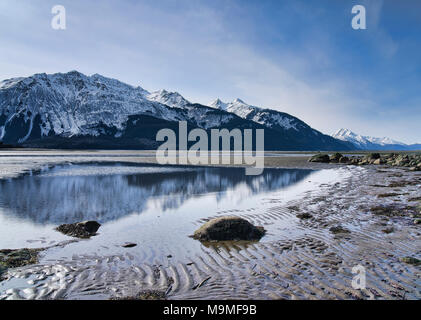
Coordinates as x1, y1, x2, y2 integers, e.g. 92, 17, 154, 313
0, 153, 420, 300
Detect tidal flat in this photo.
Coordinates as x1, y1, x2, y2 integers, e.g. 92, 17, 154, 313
0, 150, 420, 300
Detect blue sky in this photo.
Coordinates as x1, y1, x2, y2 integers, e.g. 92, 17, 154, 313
1, 0, 420, 143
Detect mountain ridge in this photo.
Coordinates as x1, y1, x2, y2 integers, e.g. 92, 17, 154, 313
333, 128, 421, 151
0, 71, 354, 151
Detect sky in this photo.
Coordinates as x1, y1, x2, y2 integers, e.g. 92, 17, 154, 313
0, 0, 420, 143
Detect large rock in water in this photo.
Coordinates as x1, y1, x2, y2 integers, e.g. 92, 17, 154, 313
192, 216, 265, 241
56, 221, 101, 238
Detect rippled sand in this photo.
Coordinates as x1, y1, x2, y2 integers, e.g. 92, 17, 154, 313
0, 153, 420, 300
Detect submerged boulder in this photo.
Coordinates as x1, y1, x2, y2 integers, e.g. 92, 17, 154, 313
56, 221, 101, 238
192, 216, 265, 241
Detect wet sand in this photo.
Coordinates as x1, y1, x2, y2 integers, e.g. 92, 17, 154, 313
0, 151, 420, 300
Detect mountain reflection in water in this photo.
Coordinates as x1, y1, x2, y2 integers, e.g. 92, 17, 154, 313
0, 164, 314, 224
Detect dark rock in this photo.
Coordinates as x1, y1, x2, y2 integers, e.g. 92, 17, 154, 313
329, 226, 350, 234
350, 158, 360, 165
192, 216, 265, 241
0, 248, 43, 279
56, 220, 101, 238
382, 227, 394, 234
373, 158, 385, 165
367, 153, 381, 160
339, 156, 350, 163
122, 243, 137, 248
330, 153, 343, 163
370, 206, 396, 217
377, 193, 400, 198
111, 290, 167, 300
296, 213, 313, 219
309, 154, 330, 163
400, 257, 420, 266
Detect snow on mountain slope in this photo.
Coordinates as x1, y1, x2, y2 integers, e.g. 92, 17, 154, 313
210, 98, 305, 131
147, 89, 190, 109
332, 129, 407, 149
0, 71, 354, 150
0, 71, 172, 139
0, 72, 236, 144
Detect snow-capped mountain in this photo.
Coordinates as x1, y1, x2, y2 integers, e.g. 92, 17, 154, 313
147, 89, 190, 109
0, 71, 236, 145
210, 98, 301, 131
209, 97, 353, 150
333, 129, 421, 151
0, 71, 353, 150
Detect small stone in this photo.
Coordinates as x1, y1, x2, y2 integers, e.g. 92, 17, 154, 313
122, 243, 137, 248
400, 257, 421, 266
382, 227, 394, 234
329, 226, 350, 234
296, 213, 313, 219
111, 290, 167, 300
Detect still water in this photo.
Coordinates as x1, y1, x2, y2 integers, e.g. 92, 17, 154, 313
0, 163, 316, 250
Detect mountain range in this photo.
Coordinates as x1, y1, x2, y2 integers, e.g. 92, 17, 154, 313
0, 71, 357, 150
332, 129, 421, 151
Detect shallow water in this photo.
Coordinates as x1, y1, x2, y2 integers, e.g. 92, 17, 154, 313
0, 160, 345, 299
0, 163, 318, 250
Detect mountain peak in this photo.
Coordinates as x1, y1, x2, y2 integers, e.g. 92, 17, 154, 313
209, 98, 228, 110
147, 89, 190, 108
334, 128, 357, 137
333, 128, 409, 149
233, 98, 247, 104
0, 71, 358, 151
67, 70, 83, 76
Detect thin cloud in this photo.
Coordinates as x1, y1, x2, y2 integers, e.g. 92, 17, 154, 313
0, 0, 419, 143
